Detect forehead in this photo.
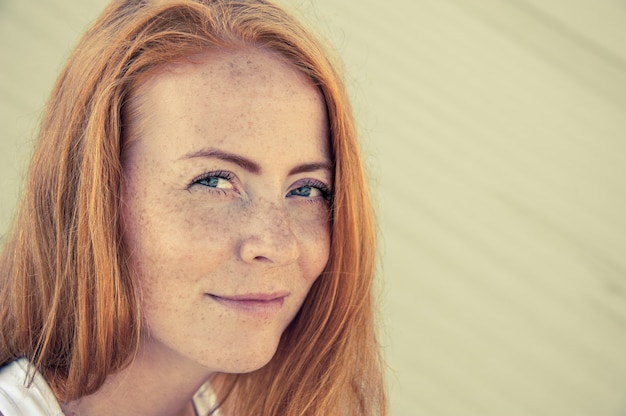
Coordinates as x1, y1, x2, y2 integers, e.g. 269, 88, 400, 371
124, 48, 325, 141
146, 48, 317, 101
122, 47, 330, 165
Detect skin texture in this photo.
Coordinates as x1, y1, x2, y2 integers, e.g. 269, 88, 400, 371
61, 49, 331, 416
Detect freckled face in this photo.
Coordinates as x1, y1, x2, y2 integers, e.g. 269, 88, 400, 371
121, 49, 331, 373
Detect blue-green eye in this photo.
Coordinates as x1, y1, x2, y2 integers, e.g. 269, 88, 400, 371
190, 170, 234, 191
196, 176, 233, 189
289, 186, 317, 197
287, 181, 331, 201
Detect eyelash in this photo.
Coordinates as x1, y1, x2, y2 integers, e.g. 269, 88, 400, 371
291, 179, 333, 202
189, 170, 235, 194
189, 170, 332, 201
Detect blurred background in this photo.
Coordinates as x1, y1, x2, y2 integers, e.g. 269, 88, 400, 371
1, 0, 625, 415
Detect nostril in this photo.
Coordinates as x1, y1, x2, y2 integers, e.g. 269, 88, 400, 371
253, 255, 272, 263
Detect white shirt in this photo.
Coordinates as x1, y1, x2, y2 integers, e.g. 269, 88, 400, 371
0, 359, 220, 416
0, 358, 64, 416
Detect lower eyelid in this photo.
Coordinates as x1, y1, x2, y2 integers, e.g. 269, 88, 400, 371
300, 197, 331, 208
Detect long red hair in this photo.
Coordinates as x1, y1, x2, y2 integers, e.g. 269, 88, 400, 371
0, 1, 386, 414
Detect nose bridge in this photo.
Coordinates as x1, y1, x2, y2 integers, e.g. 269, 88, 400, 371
239, 197, 299, 265
257, 199, 291, 238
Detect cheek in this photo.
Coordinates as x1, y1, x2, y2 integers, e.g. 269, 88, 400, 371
121, 187, 236, 287
291, 205, 332, 280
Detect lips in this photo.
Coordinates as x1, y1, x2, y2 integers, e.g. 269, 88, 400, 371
207, 291, 289, 318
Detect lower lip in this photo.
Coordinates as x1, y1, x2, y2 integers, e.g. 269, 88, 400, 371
208, 295, 285, 318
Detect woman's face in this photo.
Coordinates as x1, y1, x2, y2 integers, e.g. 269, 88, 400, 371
121, 49, 331, 374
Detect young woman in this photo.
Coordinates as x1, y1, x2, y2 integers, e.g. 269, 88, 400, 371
0, 1, 386, 414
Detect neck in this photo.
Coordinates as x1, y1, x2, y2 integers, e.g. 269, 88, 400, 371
60, 336, 213, 416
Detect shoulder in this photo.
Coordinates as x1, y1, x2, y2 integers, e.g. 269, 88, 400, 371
0, 359, 64, 416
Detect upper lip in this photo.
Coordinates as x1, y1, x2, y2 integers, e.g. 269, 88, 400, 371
208, 291, 290, 302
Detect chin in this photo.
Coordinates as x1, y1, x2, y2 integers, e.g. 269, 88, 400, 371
211, 335, 282, 374
231, 357, 275, 374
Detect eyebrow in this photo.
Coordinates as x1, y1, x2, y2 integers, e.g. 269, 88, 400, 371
180, 147, 333, 176
181, 148, 261, 173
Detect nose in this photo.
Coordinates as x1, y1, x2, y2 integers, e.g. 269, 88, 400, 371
238, 200, 300, 266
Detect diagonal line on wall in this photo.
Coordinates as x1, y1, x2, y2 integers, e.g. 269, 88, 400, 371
448, 0, 626, 109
